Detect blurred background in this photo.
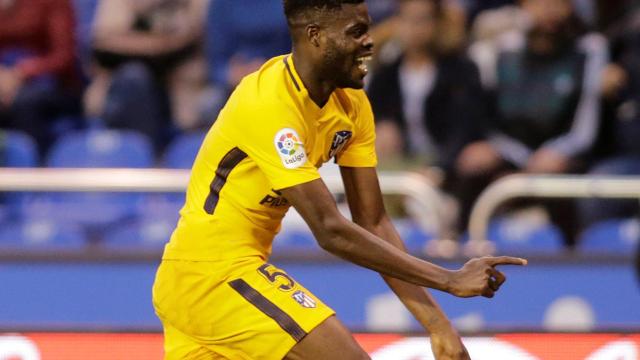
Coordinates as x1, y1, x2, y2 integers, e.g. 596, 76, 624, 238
0, 0, 639, 358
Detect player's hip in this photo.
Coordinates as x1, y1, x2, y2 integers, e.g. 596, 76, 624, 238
153, 258, 334, 359
152, 258, 333, 332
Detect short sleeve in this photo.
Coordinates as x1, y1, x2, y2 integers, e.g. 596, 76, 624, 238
336, 93, 378, 167
237, 105, 321, 190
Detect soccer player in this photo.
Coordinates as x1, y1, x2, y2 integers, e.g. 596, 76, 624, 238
152, 1, 527, 359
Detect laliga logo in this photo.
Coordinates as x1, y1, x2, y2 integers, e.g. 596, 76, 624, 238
275, 128, 308, 169
277, 132, 301, 156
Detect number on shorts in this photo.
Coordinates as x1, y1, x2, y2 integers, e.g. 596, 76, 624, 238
257, 264, 296, 292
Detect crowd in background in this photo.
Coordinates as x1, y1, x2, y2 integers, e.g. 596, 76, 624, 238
1, 0, 639, 246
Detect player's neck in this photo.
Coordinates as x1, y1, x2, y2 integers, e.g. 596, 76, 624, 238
291, 53, 335, 108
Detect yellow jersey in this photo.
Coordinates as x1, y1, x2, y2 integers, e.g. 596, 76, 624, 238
162, 55, 377, 262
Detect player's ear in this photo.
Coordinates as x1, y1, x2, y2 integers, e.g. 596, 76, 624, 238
306, 24, 321, 47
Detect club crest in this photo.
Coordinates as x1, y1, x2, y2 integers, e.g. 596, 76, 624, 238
292, 290, 316, 308
328, 130, 352, 159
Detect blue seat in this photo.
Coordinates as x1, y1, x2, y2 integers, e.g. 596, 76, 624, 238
0, 130, 38, 167
158, 131, 206, 212
27, 130, 154, 228
468, 217, 565, 254
579, 218, 640, 253
0, 219, 85, 250
47, 129, 153, 168
274, 228, 318, 250
163, 131, 207, 169
101, 214, 178, 250
0, 131, 39, 222
392, 218, 434, 252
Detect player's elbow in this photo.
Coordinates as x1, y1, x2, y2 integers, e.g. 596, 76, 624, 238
314, 216, 352, 254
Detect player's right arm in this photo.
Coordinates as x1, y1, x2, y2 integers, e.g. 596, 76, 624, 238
280, 178, 526, 297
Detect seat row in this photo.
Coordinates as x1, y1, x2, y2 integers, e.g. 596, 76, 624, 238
0, 130, 637, 255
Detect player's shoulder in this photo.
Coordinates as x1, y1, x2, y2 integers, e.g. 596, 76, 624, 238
229, 57, 299, 113
237, 55, 289, 96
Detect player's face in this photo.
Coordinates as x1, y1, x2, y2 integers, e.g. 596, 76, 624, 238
319, 3, 374, 89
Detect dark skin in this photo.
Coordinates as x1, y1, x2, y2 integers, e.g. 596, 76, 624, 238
282, 3, 527, 360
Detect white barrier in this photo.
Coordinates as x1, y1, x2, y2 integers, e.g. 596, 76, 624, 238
467, 174, 640, 254
0, 167, 445, 237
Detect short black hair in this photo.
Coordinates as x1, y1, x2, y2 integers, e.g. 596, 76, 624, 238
283, 0, 364, 22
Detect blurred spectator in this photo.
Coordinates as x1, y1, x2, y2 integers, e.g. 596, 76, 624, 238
367, 0, 485, 235
462, 0, 516, 27
579, 27, 640, 227
0, 0, 81, 155
85, 0, 211, 153
368, 0, 484, 169
467, 0, 608, 244
206, 0, 290, 93
373, 0, 467, 68
595, 0, 637, 38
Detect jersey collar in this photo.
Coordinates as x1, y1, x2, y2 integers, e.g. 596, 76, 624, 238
283, 55, 332, 114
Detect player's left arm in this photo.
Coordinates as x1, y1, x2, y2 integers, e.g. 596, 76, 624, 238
340, 166, 469, 359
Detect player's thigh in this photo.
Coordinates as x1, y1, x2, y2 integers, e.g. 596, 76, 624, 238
284, 315, 370, 360
155, 260, 338, 359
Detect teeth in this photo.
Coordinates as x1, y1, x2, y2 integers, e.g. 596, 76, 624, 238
357, 56, 372, 73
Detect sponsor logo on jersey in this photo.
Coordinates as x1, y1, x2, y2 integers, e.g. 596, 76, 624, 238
328, 130, 352, 159
275, 128, 308, 169
260, 189, 289, 207
292, 290, 316, 308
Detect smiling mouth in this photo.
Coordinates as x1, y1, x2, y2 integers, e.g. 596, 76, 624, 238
355, 55, 373, 74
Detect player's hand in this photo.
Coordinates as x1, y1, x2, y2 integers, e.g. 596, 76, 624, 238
448, 256, 527, 298
430, 325, 470, 360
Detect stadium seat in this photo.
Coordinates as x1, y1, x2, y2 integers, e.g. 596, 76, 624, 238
155, 131, 206, 213
0, 130, 39, 167
25, 130, 154, 228
47, 129, 153, 168
579, 218, 640, 253
101, 213, 178, 250
0, 131, 39, 222
163, 131, 207, 169
0, 219, 85, 250
274, 228, 319, 250
490, 217, 565, 253
273, 218, 433, 253
462, 215, 565, 254
392, 218, 434, 253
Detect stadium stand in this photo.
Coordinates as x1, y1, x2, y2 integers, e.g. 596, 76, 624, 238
0, 130, 38, 168
22, 130, 154, 231
101, 215, 177, 250
0, 131, 39, 223
0, 218, 85, 250
162, 131, 207, 170
483, 217, 565, 254
579, 217, 640, 253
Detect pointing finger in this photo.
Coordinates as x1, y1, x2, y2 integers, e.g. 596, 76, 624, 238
486, 256, 528, 267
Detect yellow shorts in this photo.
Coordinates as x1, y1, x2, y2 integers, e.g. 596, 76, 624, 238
152, 258, 335, 359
